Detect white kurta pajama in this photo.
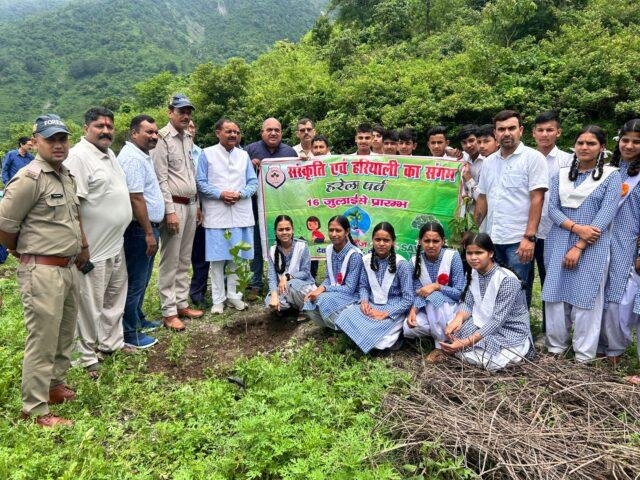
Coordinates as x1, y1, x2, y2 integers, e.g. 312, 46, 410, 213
196, 143, 258, 305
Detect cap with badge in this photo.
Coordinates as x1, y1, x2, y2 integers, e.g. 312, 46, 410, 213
33, 114, 70, 138
169, 93, 195, 110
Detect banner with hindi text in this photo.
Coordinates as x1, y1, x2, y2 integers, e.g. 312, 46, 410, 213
258, 155, 462, 260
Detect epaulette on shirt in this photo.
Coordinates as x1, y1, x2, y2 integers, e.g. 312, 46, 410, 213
24, 163, 42, 180
158, 125, 171, 139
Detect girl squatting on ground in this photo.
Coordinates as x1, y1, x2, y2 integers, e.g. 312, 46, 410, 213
303, 215, 363, 329
336, 222, 414, 354
265, 215, 316, 318
402, 221, 465, 363
442, 233, 534, 371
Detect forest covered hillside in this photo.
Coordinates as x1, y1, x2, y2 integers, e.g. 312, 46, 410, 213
113, 0, 638, 155
0, 0, 327, 133
2, 0, 638, 156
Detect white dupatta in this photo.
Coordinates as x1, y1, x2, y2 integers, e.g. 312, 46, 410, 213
269, 240, 305, 278
362, 253, 404, 304
411, 249, 455, 287
558, 165, 617, 208
470, 266, 516, 329
326, 243, 360, 286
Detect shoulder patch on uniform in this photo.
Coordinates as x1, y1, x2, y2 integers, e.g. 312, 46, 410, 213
158, 125, 171, 138
24, 163, 42, 179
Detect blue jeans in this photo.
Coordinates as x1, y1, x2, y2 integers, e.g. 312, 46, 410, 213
123, 222, 159, 336
494, 242, 533, 308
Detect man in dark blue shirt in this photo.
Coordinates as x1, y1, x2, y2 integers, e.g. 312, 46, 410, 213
2, 136, 34, 186
245, 118, 297, 292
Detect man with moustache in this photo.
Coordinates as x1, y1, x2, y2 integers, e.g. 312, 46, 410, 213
197, 118, 257, 314
293, 118, 316, 160
117, 115, 164, 348
65, 107, 132, 377
152, 94, 203, 330
0, 114, 89, 427
246, 117, 296, 293
475, 110, 548, 307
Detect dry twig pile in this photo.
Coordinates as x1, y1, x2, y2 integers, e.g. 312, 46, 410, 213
380, 356, 640, 479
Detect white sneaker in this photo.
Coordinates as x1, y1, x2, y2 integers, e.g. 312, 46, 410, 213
226, 298, 247, 311
211, 303, 224, 314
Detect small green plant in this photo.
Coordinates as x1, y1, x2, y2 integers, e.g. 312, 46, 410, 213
165, 332, 190, 366
448, 198, 477, 248
224, 229, 253, 297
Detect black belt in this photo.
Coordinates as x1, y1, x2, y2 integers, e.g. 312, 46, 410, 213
131, 220, 160, 229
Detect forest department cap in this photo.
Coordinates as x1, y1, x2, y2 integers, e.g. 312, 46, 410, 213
169, 93, 194, 110
33, 114, 70, 138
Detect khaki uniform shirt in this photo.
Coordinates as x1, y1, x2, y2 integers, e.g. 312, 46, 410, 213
151, 122, 196, 214
0, 156, 82, 256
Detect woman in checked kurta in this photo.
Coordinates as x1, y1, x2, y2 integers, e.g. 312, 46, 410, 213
335, 222, 414, 353
441, 233, 534, 371
265, 215, 316, 318
542, 125, 622, 362
600, 119, 640, 363
402, 222, 465, 362
303, 215, 363, 329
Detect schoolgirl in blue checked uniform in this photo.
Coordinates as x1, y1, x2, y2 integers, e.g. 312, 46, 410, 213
441, 233, 534, 371
265, 215, 316, 316
336, 222, 414, 353
600, 119, 640, 361
542, 125, 622, 362
626, 259, 640, 385
402, 221, 465, 362
303, 215, 363, 329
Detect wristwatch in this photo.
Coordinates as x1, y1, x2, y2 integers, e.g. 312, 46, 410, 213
524, 234, 537, 242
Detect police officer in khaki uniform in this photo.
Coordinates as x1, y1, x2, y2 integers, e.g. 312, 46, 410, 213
152, 94, 203, 331
0, 115, 90, 427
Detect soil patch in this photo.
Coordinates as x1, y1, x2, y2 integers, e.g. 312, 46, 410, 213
147, 304, 326, 381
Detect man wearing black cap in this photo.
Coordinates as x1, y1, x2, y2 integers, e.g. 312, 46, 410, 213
152, 93, 203, 331
0, 114, 90, 427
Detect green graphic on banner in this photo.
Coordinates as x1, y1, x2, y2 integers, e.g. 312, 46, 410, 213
258, 155, 462, 259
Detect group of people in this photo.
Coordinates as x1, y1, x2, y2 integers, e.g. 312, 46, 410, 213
1, 96, 640, 428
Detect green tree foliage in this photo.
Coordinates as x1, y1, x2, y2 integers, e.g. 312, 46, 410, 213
144, 0, 638, 154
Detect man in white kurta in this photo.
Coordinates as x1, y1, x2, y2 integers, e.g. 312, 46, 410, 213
196, 119, 258, 314
64, 107, 132, 376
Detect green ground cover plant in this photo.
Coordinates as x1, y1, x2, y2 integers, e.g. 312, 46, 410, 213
0, 257, 473, 479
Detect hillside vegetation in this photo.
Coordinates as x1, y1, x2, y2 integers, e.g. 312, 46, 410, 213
0, 0, 327, 136
3, 0, 638, 155
116, 0, 640, 154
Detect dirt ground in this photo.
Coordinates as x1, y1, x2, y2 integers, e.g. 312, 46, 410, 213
146, 303, 330, 381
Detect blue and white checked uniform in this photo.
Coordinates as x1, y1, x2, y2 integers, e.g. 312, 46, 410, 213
542, 170, 622, 309
265, 239, 316, 309
455, 264, 532, 358
303, 242, 363, 323
605, 161, 640, 303
336, 256, 413, 353
412, 248, 465, 310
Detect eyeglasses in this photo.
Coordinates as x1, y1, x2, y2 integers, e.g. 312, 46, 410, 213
298, 127, 314, 133
223, 130, 241, 135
